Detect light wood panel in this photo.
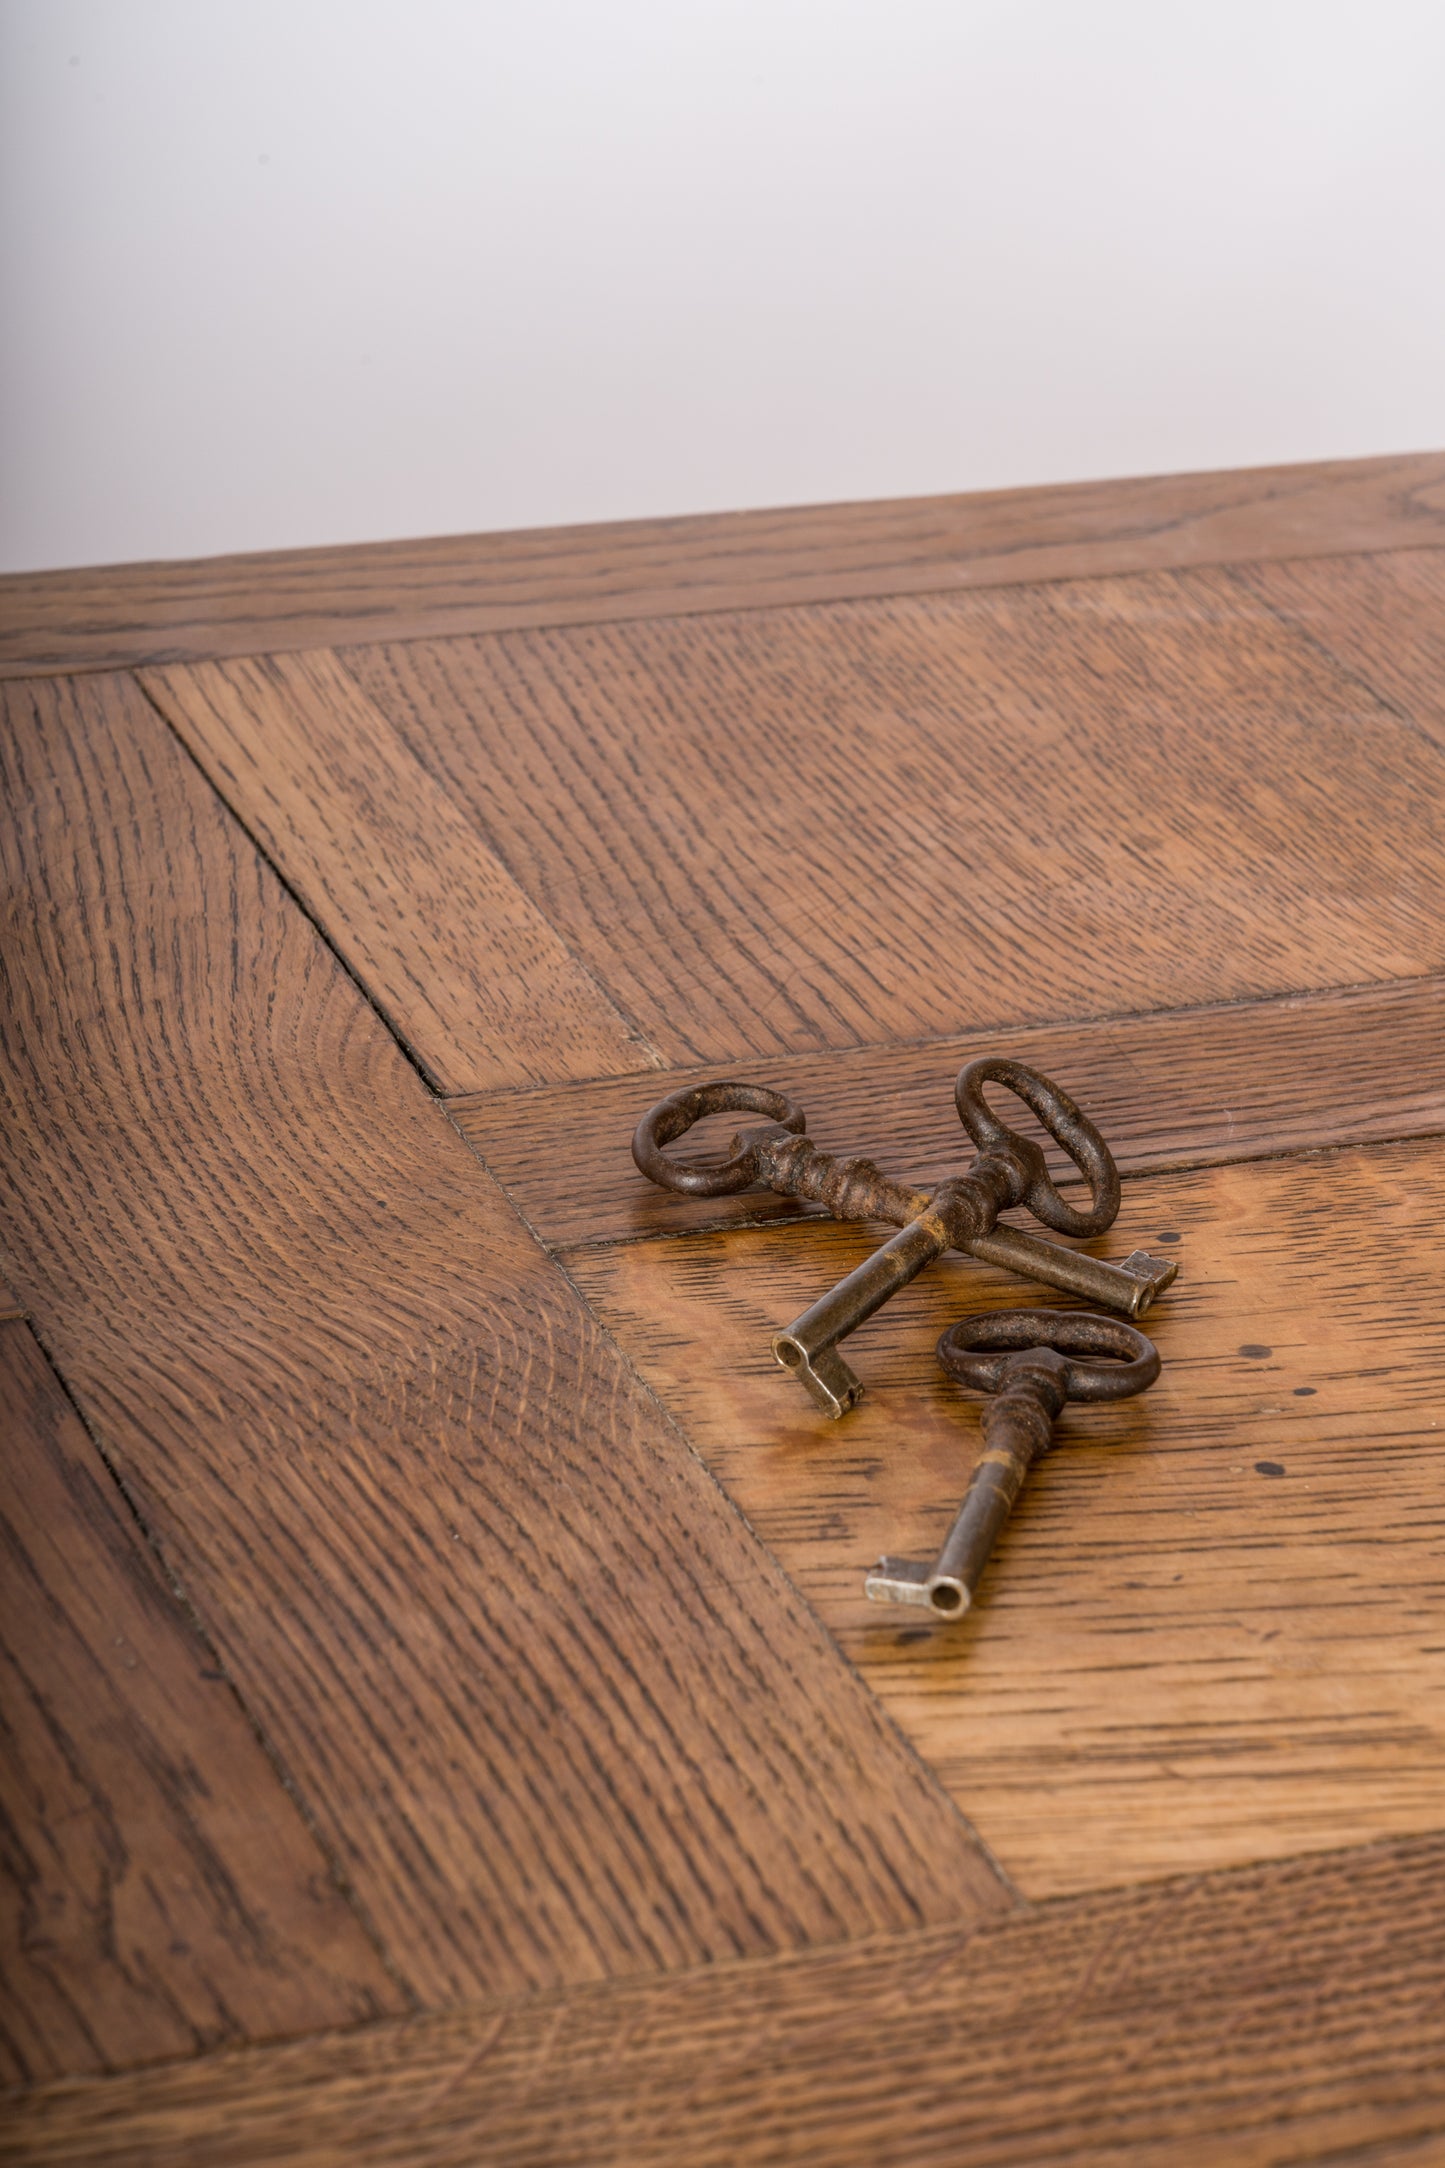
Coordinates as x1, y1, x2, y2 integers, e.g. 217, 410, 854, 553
0, 670, 1006, 2016
0, 1320, 396, 2085
572, 1135, 1445, 1896
7, 1829, 1445, 2168
451, 972, 1445, 1251
1238, 547, 1445, 752
4, 452, 1443, 679
141, 649, 656, 1091
350, 566, 1445, 1070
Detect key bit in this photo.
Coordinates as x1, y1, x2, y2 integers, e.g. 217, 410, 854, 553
866, 1309, 1161, 1619
631, 1062, 1176, 1417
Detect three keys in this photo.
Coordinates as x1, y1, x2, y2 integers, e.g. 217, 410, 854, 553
631, 1056, 1171, 1625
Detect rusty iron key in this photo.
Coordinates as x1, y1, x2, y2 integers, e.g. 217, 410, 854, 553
866, 1308, 1160, 1617
632, 1059, 1176, 1416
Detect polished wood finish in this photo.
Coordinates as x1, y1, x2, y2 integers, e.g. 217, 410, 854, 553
5, 460, 1444, 2157
0, 1319, 395, 2085
347, 568, 1445, 1071
8, 1829, 1445, 2168
3, 452, 1443, 681
573, 1137, 1445, 1894
142, 650, 655, 1091
1239, 546, 1445, 753
0, 670, 1005, 2023
452, 972, 1445, 1251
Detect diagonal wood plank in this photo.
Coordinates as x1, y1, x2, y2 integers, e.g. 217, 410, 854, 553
3, 452, 1444, 679
0, 1319, 397, 2085
0, 669, 1006, 2018
140, 649, 655, 1092
450, 972, 1445, 1251
347, 566, 1445, 1070
571, 1136, 1445, 1895
5, 1829, 1445, 2168
1237, 547, 1445, 754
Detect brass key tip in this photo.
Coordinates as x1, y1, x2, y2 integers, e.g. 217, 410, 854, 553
1119, 1250, 1179, 1315
771, 1335, 864, 1418
865, 1558, 971, 1615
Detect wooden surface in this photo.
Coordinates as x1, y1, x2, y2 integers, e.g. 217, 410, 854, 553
572, 1136, 1445, 1893
344, 569, 1445, 1069
0, 1319, 395, 2085
0, 668, 1004, 2025
1240, 546, 1445, 752
3, 451, 1442, 680
141, 651, 655, 1091
4, 454, 1444, 2161
8, 1830, 1445, 2168
451, 971, 1445, 1250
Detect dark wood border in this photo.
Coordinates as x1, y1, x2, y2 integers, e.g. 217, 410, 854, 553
4, 451, 1443, 677
8, 1829, 1445, 2167
450, 972, 1445, 1253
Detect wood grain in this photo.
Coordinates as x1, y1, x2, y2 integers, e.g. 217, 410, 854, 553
7, 489, 1444, 2148
1238, 547, 1445, 753
0, 669, 1006, 2016
7, 1829, 1445, 2167
572, 1135, 1445, 1895
349, 566, 1445, 1071
451, 972, 1445, 1251
141, 649, 656, 1092
0, 1318, 396, 2085
3, 452, 1444, 679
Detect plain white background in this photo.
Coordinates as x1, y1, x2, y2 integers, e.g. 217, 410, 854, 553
3, 0, 1444, 572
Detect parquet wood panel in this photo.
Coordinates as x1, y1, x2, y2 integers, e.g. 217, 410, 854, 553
451, 972, 1445, 1251
0, 1319, 396, 2085
0, 669, 1006, 2018
571, 1136, 1445, 1894
141, 649, 656, 1092
347, 567, 1445, 1071
7, 1829, 1445, 2168
3, 451, 1442, 679
6, 468, 1444, 2151
1238, 547, 1445, 753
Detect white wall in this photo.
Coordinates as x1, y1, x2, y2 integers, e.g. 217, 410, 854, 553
3, 0, 1444, 573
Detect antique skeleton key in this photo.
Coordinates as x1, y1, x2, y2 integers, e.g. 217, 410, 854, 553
866, 1308, 1160, 1617
631, 1060, 1175, 1415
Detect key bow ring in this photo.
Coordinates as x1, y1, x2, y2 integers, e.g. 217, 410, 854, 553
952, 1057, 1119, 1240
936, 1305, 1160, 1403
632, 1079, 807, 1197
